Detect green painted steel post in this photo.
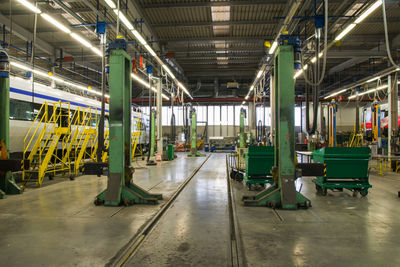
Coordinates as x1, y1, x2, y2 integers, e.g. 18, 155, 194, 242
0, 49, 22, 198
191, 109, 197, 153
239, 108, 246, 148
104, 48, 131, 206
150, 109, 156, 157
188, 108, 205, 157
275, 45, 297, 209
95, 41, 161, 206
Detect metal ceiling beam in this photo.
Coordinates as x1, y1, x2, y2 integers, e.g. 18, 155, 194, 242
0, 12, 54, 56
141, 0, 346, 9
142, 0, 286, 8
175, 53, 264, 59
159, 37, 269, 44
167, 47, 265, 53
152, 20, 277, 28
0, 8, 92, 16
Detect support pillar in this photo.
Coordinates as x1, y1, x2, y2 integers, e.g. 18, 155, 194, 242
270, 74, 275, 145
242, 44, 310, 209
389, 73, 399, 156
95, 43, 161, 206
0, 49, 22, 198
156, 78, 163, 160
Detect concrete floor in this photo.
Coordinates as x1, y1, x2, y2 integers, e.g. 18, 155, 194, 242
1, 154, 400, 266
125, 154, 230, 266
0, 153, 205, 266
232, 164, 400, 267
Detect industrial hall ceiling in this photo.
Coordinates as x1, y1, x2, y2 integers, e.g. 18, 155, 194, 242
0, 0, 399, 101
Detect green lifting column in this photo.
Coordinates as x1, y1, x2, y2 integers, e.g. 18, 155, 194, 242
150, 109, 156, 157
188, 108, 205, 157
239, 108, 246, 148
0, 49, 22, 199
242, 45, 310, 209
95, 46, 162, 206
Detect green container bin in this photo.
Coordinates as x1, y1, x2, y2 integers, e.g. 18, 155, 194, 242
167, 144, 174, 161
244, 146, 275, 189
312, 147, 371, 196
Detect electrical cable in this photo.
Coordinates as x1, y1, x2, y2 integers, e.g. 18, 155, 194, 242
301, 0, 329, 86
382, 0, 400, 69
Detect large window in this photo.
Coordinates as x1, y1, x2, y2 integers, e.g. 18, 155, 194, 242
295, 107, 301, 126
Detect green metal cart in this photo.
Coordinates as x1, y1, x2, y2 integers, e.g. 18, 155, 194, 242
312, 147, 371, 196
243, 146, 275, 190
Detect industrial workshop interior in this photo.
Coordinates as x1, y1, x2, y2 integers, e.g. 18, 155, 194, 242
2, 0, 400, 266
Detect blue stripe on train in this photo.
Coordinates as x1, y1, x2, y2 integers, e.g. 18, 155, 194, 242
10, 87, 109, 113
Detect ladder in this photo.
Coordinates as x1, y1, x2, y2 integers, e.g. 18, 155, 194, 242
131, 117, 142, 161
23, 101, 70, 186
73, 107, 97, 175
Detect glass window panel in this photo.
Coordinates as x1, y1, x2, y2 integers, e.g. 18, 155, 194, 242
234, 106, 241, 126
221, 106, 228, 125
227, 106, 234, 125
207, 105, 214, 126
295, 107, 301, 126
214, 106, 220, 125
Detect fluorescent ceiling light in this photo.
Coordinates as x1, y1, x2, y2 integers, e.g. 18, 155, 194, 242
131, 73, 170, 100
311, 57, 317, 63
366, 76, 380, 83
91, 47, 103, 57
70, 33, 92, 48
324, 89, 348, 99
104, 0, 116, 9
269, 41, 278, 55
294, 69, 303, 79
144, 44, 157, 57
256, 70, 263, 79
335, 23, 356, 41
131, 73, 150, 88
249, 85, 254, 91
245, 95, 249, 100
11, 61, 103, 97
131, 29, 147, 45
114, 10, 134, 30
355, 0, 382, 24
178, 82, 193, 99
348, 84, 388, 99
242, 101, 245, 105
18, 0, 41, 14
41, 14, 71, 34
162, 65, 175, 79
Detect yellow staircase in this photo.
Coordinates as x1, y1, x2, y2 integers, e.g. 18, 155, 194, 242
23, 101, 71, 186
131, 117, 142, 161
73, 107, 97, 175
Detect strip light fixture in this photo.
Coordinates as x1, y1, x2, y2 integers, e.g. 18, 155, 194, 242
104, 0, 192, 99
348, 84, 388, 99
17, 0, 103, 58
10, 61, 109, 98
335, 0, 382, 41
17, 0, 190, 100
131, 72, 170, 100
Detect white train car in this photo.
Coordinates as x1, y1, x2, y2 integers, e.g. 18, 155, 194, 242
8, 75, 148, 157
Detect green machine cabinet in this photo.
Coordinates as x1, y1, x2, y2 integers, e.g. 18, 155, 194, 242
95, 42, 162, 206
243, 146, 275, 190
312, 147, 371, 196
167, 144, 174, 161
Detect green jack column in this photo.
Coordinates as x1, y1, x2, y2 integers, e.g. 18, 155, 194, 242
242, 44, 310, 209
95, 42, 162, 206
239, 108, 246, 148
188, 108, 205, 157
0, 49, 22, 198
150, 109, 156, 157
